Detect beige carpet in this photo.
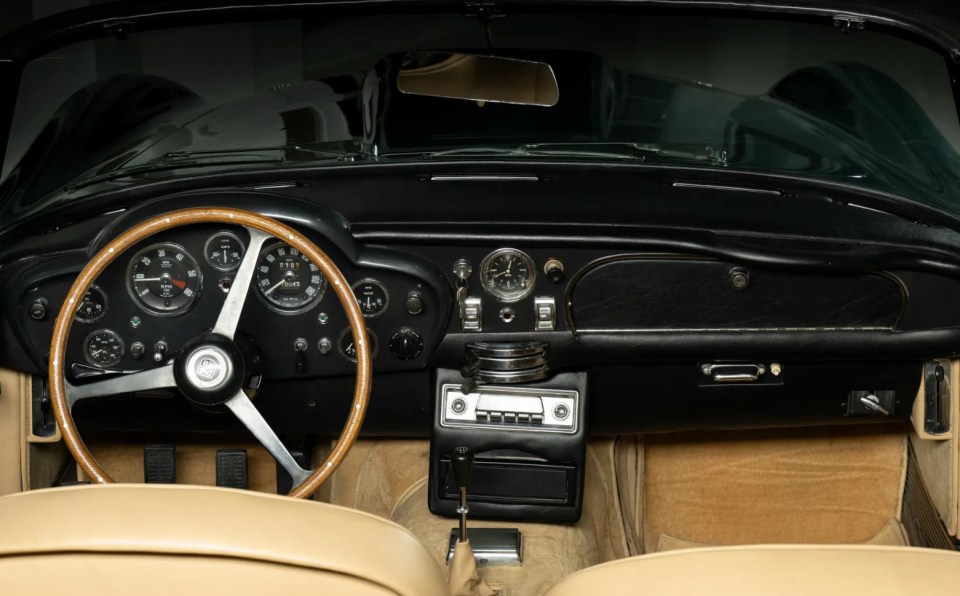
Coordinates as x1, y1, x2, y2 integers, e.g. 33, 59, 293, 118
82, 441, 279, 493
642, 426, 908, 553
327, 439, 628, 596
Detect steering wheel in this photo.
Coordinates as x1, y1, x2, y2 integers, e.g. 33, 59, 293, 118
47, 208, 373, 498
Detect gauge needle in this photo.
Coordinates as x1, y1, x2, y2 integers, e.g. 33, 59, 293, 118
264, 279, 286, 295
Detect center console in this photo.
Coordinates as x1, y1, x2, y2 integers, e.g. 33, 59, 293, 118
429, 348, 588, 523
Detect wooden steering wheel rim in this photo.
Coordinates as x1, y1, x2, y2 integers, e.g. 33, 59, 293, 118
47, 207, 373, 498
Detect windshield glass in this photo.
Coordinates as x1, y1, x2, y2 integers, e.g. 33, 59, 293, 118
3, 12, 960, 215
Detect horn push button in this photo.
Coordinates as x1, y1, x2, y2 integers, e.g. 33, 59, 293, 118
175, 333, 246, 406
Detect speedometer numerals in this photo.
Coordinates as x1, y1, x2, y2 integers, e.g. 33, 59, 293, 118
254, 242, 327, 314
125, 243, 202, 317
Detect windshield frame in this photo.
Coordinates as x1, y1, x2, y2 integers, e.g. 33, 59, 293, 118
2, 2, 960, 231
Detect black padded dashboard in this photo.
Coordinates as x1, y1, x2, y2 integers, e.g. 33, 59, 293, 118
3, 166, 960, 436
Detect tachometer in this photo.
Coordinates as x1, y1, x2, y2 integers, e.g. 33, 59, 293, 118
255, 242, 326, 314
126, 243, 202, 316
479, 248, 537, 302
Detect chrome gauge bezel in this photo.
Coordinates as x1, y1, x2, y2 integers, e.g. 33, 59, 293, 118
254, 241, 328, 315
351, 278, 390, 319
82, 328, 125, 368
125, 242, 203, 318
479, 248, 537, 303
74, 283, 109, 324
203, 230, 246, 272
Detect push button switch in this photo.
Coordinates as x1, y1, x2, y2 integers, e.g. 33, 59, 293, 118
462, 297, 482, 332
534, 297, 556, 331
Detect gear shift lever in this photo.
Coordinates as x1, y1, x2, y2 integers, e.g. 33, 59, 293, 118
452, 446, 474, 543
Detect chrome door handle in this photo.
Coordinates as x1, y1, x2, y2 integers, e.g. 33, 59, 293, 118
701, 363, 766, 383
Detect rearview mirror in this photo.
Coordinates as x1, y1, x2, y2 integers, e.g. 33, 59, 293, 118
397, 53, 559, 107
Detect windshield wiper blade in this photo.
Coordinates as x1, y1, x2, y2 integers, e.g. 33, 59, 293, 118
64, 143, 375, 191
161, 144, 366, 160
64, 156, 285, 191
410, 142, 728, 165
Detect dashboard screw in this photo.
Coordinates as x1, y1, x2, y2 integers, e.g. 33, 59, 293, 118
728, 268, 750, 291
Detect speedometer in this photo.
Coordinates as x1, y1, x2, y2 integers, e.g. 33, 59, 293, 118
255, 242, 327, 314
126, 243, 202, 316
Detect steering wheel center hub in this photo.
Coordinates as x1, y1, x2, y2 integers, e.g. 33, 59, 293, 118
174, 334, 246, 406
185, 347, 232, 390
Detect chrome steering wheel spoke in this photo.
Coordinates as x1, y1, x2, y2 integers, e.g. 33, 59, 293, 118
224, 389, 313, 487
212, 226, 271, 340
65, 363, 177, 409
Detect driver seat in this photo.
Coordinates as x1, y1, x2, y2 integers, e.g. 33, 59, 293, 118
0, 484, 449, 596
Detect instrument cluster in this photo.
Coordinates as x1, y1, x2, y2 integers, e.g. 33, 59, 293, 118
18, 222, 445, 381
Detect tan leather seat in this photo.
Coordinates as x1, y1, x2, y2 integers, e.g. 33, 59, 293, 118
544, 544, 960, 595
0, 484, 448, 596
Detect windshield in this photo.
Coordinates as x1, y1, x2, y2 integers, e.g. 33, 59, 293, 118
3, 11, 960, 216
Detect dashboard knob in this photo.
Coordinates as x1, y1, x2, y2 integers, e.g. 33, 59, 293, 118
29, 300, 47, 321
389, 328, 423, 361
405, 291, 424, 315
543, 258, 565, 284
318, 337, 332, 355
152, 340, 168, 363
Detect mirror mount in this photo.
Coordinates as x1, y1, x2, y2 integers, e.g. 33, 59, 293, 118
464, 1, 506, 53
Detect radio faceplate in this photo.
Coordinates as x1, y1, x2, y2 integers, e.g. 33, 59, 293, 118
440, 383, 578, 434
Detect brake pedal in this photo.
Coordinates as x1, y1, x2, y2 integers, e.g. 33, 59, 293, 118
216, 449, 249, 489
144, 445, 176, 484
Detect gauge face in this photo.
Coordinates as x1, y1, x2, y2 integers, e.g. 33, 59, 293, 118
204, 230, 245, 272
83, 329, 124, 368
75, 284, 108, 324
338, 328, 378, 363
352, 279, 389, 318
255, 242, 327, 314
479, 248, 537, 302
126, 243, 202, 316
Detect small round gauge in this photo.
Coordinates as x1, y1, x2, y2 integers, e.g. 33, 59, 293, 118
204, 230, 245, 272
255, 242, 327, 314
338, 327, 379, 363
352, 279, 389, 318
74, 284, 108, 324
126, 243, 202, 316
83, 329, 124, 368
479, 248, 537, 302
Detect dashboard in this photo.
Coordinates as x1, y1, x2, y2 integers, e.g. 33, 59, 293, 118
4, 170, 960, 439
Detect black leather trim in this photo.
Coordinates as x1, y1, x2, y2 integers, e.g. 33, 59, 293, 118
567, 255, 906, 331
